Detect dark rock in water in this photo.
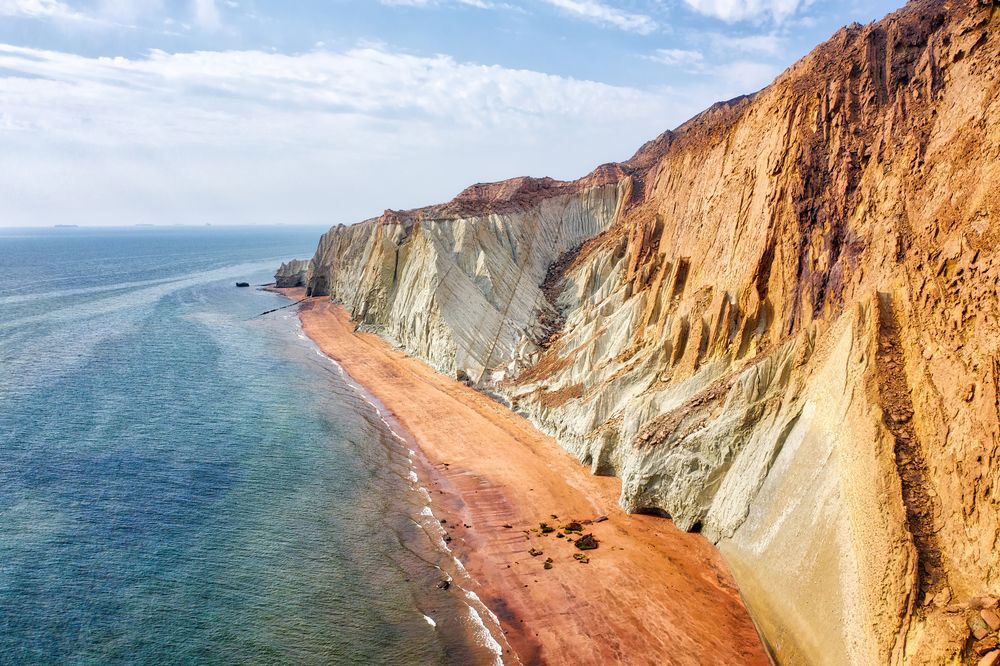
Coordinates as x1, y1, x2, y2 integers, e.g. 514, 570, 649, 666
437, 580, 451, 590
575, 534, 599, 551
235, 282, 250, 288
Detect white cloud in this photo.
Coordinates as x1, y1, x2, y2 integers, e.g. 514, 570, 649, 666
542, 0, 657, 34
192, 0, 220, 30
645, 47, 778, 91
0, 40, 780, 227
0, 43, 725, 226
379, 0, 513, 9
97, 0, 164, 23
715, 59, 778, 88
646, 47, 703, 67
708, 32, 781, 55
683, 0, 814, 23
0, 44, 682, 145
0, 0, 86, 20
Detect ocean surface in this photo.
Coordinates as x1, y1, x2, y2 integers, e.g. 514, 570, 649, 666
0, 226, 497, 665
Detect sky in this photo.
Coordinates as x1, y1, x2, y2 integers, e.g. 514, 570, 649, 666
0, 0, 905, 227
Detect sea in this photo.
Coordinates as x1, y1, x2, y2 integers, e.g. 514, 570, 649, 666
0, 226, 500, 665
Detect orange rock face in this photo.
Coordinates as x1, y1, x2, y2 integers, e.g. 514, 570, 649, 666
301, 0, 1000, 663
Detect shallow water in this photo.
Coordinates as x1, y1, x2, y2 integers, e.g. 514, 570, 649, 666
0, 226, 494, 664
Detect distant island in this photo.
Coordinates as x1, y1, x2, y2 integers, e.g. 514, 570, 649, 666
53, 224, 79, 228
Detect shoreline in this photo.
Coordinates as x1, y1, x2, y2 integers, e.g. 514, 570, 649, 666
274, 287, 770, 665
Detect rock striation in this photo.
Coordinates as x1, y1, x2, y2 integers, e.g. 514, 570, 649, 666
295, 0, 1000, 663
274, 258, 311, 288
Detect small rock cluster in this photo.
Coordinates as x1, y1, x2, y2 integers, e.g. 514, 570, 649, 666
966, 597, 1000, 666
524, 516, 602, 570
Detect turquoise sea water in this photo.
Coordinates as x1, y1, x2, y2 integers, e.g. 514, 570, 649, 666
0, 227, 497, 665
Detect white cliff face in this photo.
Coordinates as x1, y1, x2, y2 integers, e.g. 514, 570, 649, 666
274, 258, 311, 288
306, 182, 627, 381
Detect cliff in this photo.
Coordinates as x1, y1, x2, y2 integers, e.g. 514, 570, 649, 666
274, 258, 311, 288
297, 0, 1000, 663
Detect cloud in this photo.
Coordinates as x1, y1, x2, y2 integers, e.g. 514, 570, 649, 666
646, 47, 703, 68
708, 32, 781, 55
0, 43, 684, 144
542, 0, 657, 34
682, 0, 814, 23
0, 39, 782, 227
0, 42, 732, 226
192, 0, 220, 30
0, 0, 86, 20
714, 59, 778, 88
378, 0, 510, 8
97, 0, 164, 23
645, 46, 778, 90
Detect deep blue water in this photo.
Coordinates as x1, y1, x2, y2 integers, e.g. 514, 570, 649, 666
0, 227, 495, 665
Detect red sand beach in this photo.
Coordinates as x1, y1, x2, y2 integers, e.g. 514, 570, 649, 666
281, 289, 770, 665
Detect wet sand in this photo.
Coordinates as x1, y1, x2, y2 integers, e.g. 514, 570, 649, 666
282, 289, 770, 665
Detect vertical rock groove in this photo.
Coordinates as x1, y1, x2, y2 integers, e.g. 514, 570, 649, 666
876, 293, 945, 602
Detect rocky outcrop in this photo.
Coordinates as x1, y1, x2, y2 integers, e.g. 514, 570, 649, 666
274, 258, 310, 288
296, 0, 1000, 663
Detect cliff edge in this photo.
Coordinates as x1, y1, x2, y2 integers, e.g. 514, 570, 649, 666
295, 0, 1000, 662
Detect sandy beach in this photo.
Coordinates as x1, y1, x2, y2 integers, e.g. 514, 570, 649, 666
280, 289, 770, 665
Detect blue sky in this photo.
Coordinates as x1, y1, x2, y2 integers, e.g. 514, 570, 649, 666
0, 0, 903, 226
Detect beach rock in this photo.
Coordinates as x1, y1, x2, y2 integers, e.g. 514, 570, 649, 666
970, 615, 992, 640
539, 523, 554, 534
594, 516, 608, 523
975, 637, 1000, 656
563, 521, 583, 533
983, 609, 1000, 632
575, 534, 599, 551
528, 548, 543, 557
235, 282, 249, 288
437, 580, 450, 590
979, 650, 1000, 666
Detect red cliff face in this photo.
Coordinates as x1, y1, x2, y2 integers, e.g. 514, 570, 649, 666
302, 1, 1000, 662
